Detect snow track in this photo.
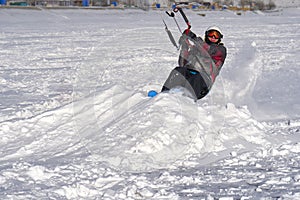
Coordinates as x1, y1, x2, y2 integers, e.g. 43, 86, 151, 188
0, 82, 272, 171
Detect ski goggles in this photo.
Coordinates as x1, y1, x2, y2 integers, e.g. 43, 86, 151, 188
207, 30, 221, 39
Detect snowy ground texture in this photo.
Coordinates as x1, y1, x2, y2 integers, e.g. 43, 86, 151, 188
0, 7, 300, 199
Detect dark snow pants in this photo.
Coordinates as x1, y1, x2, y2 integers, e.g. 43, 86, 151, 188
161, 67, 209, 100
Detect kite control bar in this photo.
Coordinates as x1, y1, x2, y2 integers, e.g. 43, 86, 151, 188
166, 6, 191, 30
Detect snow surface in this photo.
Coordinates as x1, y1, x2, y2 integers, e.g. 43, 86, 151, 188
0, 7, 300, 199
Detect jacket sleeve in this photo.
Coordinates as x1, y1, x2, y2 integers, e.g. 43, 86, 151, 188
213, 45, 227, 69
209, 45, 227, 82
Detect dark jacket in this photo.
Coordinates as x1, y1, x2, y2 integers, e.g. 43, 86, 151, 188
201, 41, 227, 82
178, 33, 227, 89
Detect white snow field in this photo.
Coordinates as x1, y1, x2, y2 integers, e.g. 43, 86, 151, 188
0, 7, 300, 199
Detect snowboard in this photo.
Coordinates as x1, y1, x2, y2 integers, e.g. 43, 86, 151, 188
147, 90, 158, 98
147, 88, 194, 100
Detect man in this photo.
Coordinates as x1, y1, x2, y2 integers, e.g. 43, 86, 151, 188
161, 26, 227, 100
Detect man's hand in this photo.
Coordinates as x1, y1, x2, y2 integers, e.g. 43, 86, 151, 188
183, 29, 196, 39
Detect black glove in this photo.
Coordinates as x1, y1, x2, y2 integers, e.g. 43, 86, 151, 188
183, 29, 196, 39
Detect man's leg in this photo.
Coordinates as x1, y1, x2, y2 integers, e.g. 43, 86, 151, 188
161, 67, 188, 92
186, 71, 209, 100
